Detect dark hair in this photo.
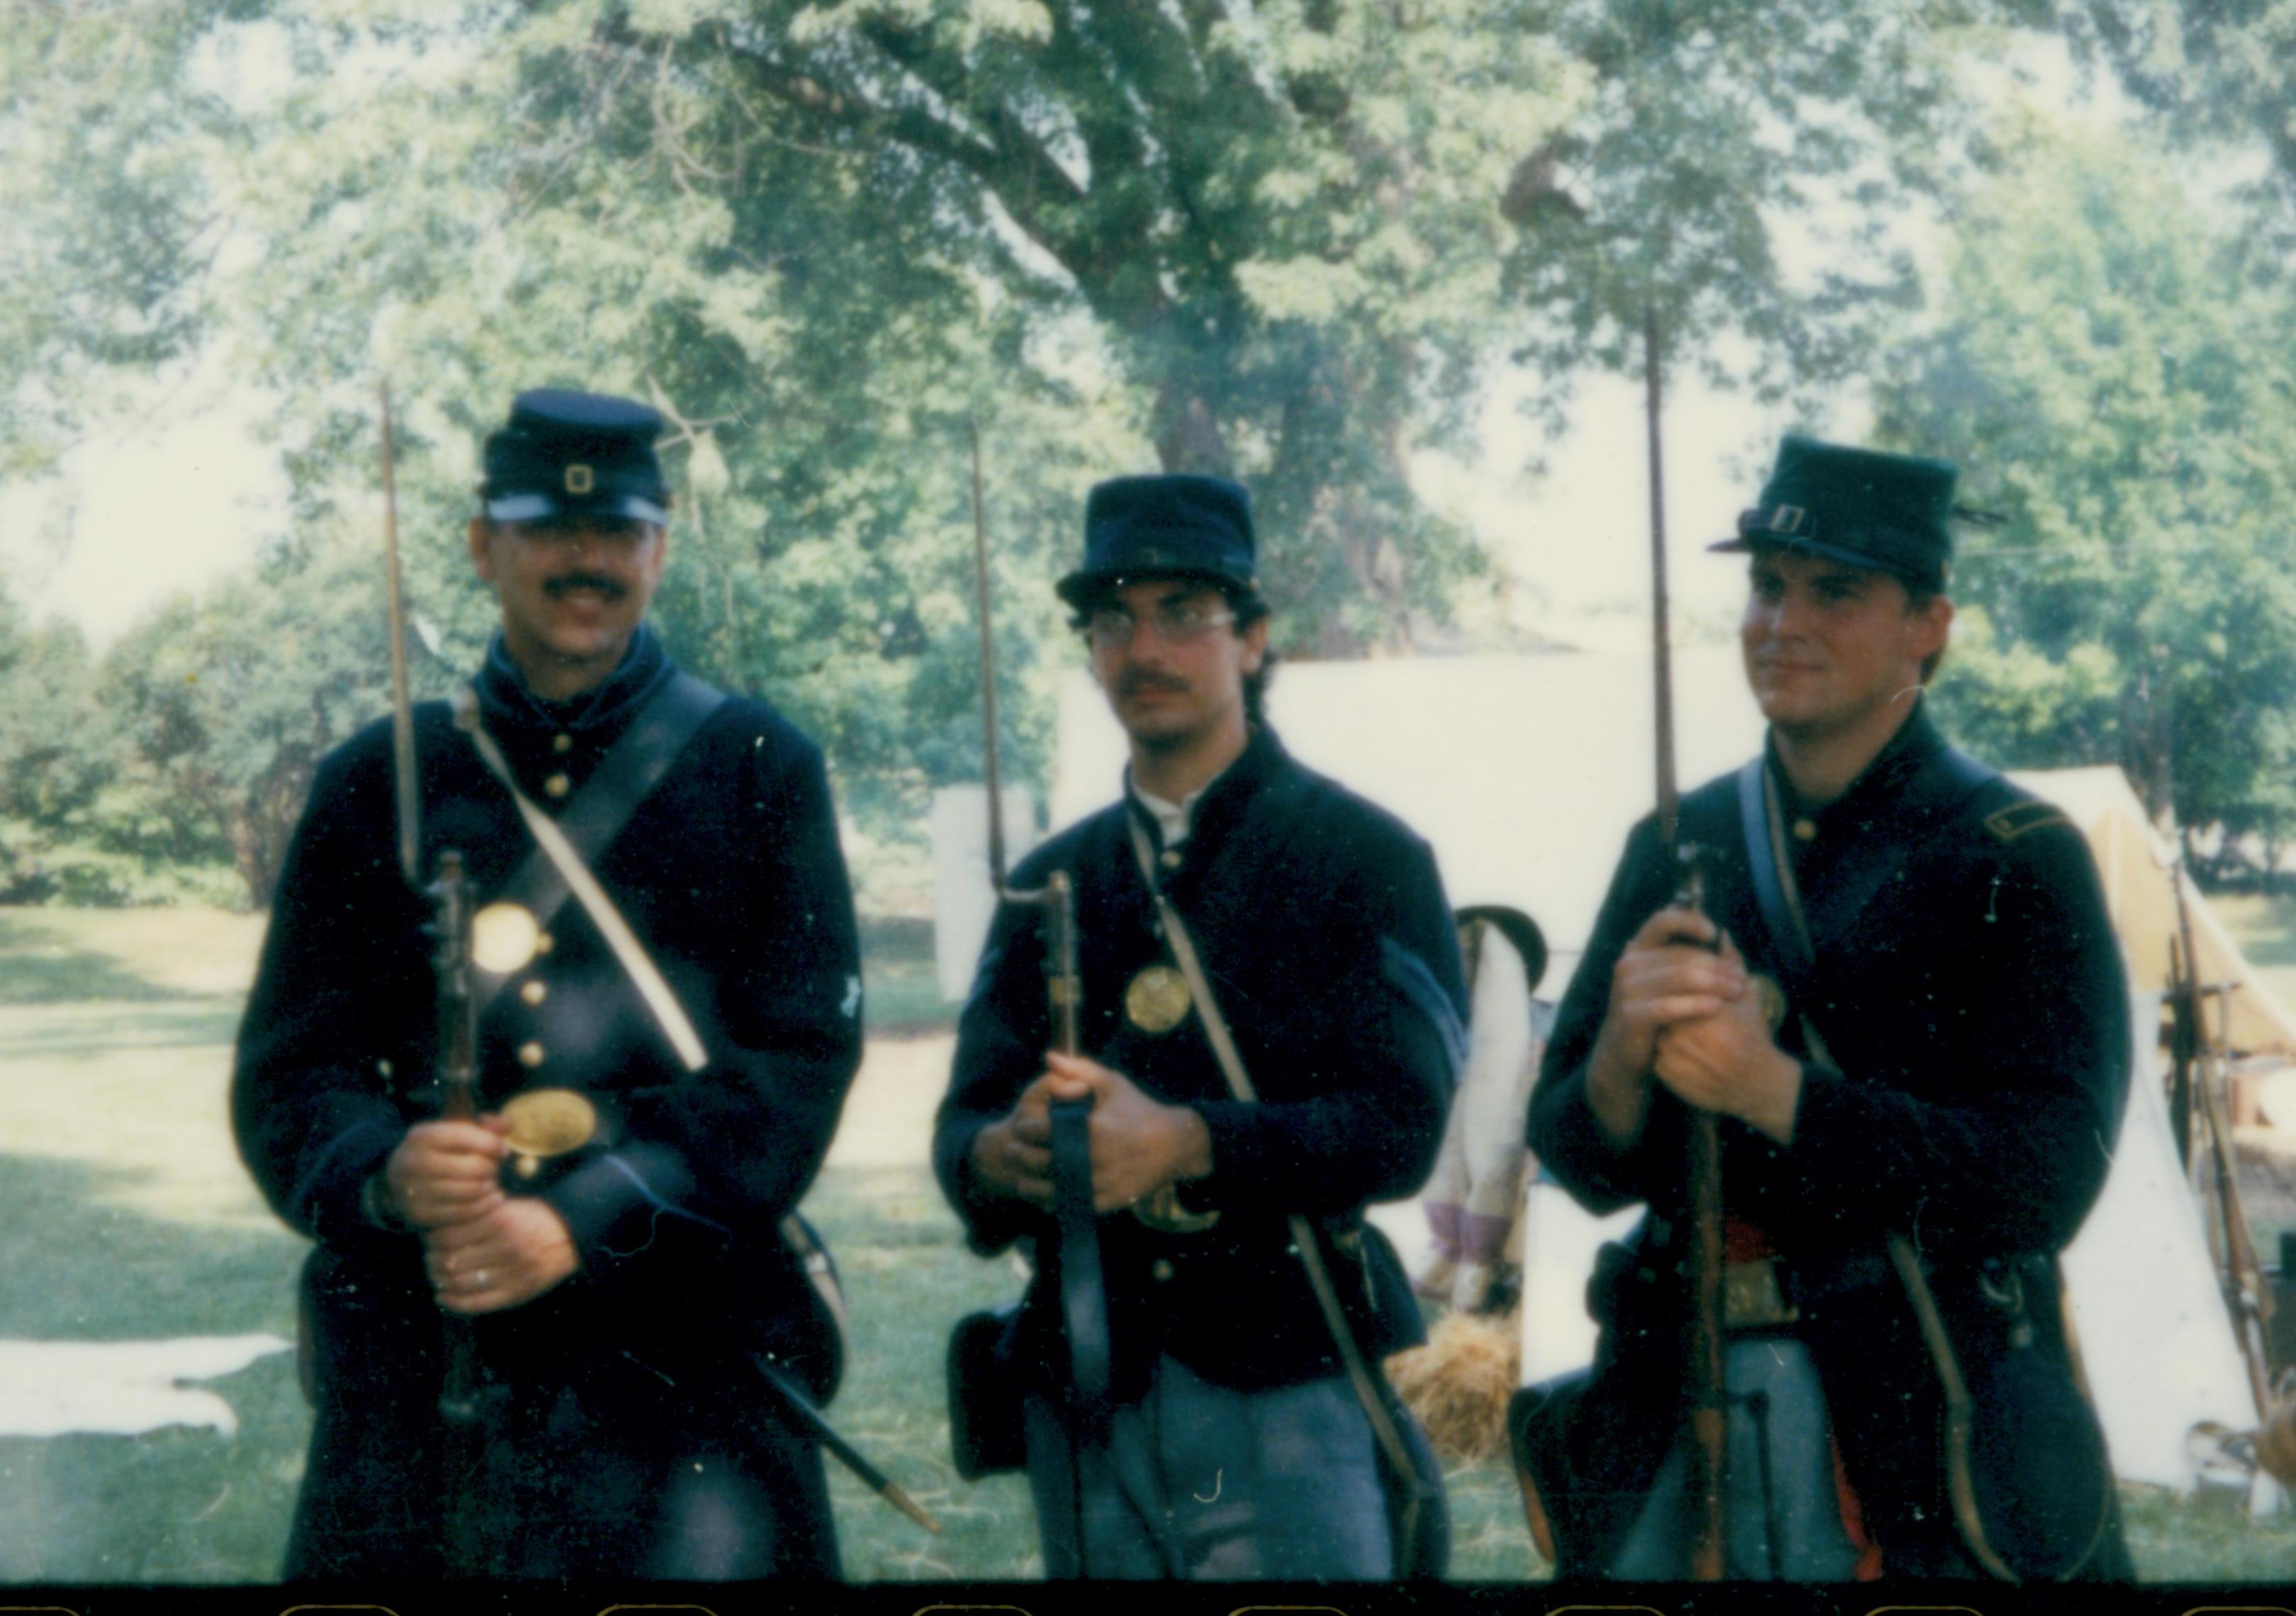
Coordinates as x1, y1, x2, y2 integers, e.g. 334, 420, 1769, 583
1902, 578, 1947, 684
1232, 587, 1278, 726
1071, 576, 1279, 724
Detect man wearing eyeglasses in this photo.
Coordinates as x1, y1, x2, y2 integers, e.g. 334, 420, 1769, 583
235, 389, 861, 1579
936, 473, 1466, 1580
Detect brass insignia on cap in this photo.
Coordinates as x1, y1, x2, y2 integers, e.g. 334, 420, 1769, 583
1769, 505, 1806, 534
563, 463, 595, 495
1983, 801, 2071, 843
500, 1087, 599, 1179
1125, 964, 1192, 1034
471, 901, 543, 974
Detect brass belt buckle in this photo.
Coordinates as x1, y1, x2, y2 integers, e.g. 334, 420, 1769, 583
1722, 1256, 1801, 1330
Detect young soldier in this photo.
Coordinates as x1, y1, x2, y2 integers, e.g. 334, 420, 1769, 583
937, 474, 1465, 1579
234, 390, 862, 1579
1526, 436, 2130, 1579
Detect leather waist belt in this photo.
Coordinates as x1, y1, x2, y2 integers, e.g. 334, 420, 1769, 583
1723, 1252, 1894, 1332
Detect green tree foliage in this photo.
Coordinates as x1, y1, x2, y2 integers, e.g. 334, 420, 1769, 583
0, 595, 110, 901
95, 536, 451, 906
2065, 1, 2296, 203
6, 1, 2108, 894
0, 0, 230, 478
1500, 2, 1990, 415
1874, 122, 2296, 848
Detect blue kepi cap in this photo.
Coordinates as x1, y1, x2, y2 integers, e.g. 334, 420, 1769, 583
482, 388, 670, 525
1712, 435, 1957, 590
1057, 474, 1259, 608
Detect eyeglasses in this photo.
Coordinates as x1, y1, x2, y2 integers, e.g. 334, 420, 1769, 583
1084, 600, 1238, 652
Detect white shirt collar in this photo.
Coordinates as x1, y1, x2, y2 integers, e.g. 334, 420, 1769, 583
1127, 771, 1217, 849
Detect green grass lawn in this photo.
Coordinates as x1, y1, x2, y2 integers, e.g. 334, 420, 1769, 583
4, 904, 2295, 1584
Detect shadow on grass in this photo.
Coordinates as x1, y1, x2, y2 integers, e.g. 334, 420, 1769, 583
0, 1151, 310, 1583
0, 913, 181, 1005
4, 1002, 247, 1057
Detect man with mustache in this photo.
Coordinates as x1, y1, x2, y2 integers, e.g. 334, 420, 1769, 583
936, 473, 1466, 1578
235, 389, 862, 1578
1524, 436, 2130, 1580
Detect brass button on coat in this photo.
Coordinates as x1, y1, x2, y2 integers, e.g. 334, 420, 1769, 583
1793, 819, 1817, 842
517, 1041, 545, 1068
552, 733, 573, 753
544, 773, 571, 799
1151, 1259, 1175, 1281
520, 980, 547, 1006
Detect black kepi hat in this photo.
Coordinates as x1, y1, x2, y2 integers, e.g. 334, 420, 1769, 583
1712, 434, 1957, 590
482, 388, 670, 525
1057, 473, 1258, 608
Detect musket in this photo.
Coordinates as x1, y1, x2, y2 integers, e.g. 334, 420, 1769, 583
1643, 304, 1728, 1581
377, 384, 495, 1574
969, 425, 1102, 1574
2170, 870, 2277, 1418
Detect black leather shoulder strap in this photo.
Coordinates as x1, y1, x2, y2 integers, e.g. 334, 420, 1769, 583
1733, 745, 2001, 1009
1736, 758, 1814, 995
473, 672, 726, 1014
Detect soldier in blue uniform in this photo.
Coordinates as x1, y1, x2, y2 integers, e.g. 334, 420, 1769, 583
1525, 437, 2131, 1580
936, 474, 1466, 1580
234, 390, 862, 1579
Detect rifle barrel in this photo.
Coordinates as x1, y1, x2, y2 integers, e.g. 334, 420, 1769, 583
1645, 301, 1727, 1578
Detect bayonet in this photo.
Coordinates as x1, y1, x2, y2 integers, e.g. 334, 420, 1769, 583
969, 425, 1081, 1052
381, 384, 422, 888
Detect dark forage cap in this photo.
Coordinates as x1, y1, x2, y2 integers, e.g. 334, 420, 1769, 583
482, 388, 670, 526
1713, 434, 1957, 590
1057, 473, 1258, 608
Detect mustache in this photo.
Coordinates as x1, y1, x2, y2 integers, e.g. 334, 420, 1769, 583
544, 573, 628, 600
1114, 671, 1190, 700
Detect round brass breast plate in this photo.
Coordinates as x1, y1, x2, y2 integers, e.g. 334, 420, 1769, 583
471, 901, 543, 975
1125, 965, 1193, 1035
499, 1088, 599, 1158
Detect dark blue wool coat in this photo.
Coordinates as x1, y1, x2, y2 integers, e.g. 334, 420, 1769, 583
234, 633, 860, 1579
937, 726, 1468, 1405
1530, 702, 2131, 1579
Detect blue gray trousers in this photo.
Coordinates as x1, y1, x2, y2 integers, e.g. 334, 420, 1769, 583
1607, 1335, 1862, 1581
1023, 1354, 1393, 1580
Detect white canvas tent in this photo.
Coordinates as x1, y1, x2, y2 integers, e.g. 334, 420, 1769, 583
2010, 765, 2296, 1059
1052, 646, 1767, 977
1048, 651, 2275, 1490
